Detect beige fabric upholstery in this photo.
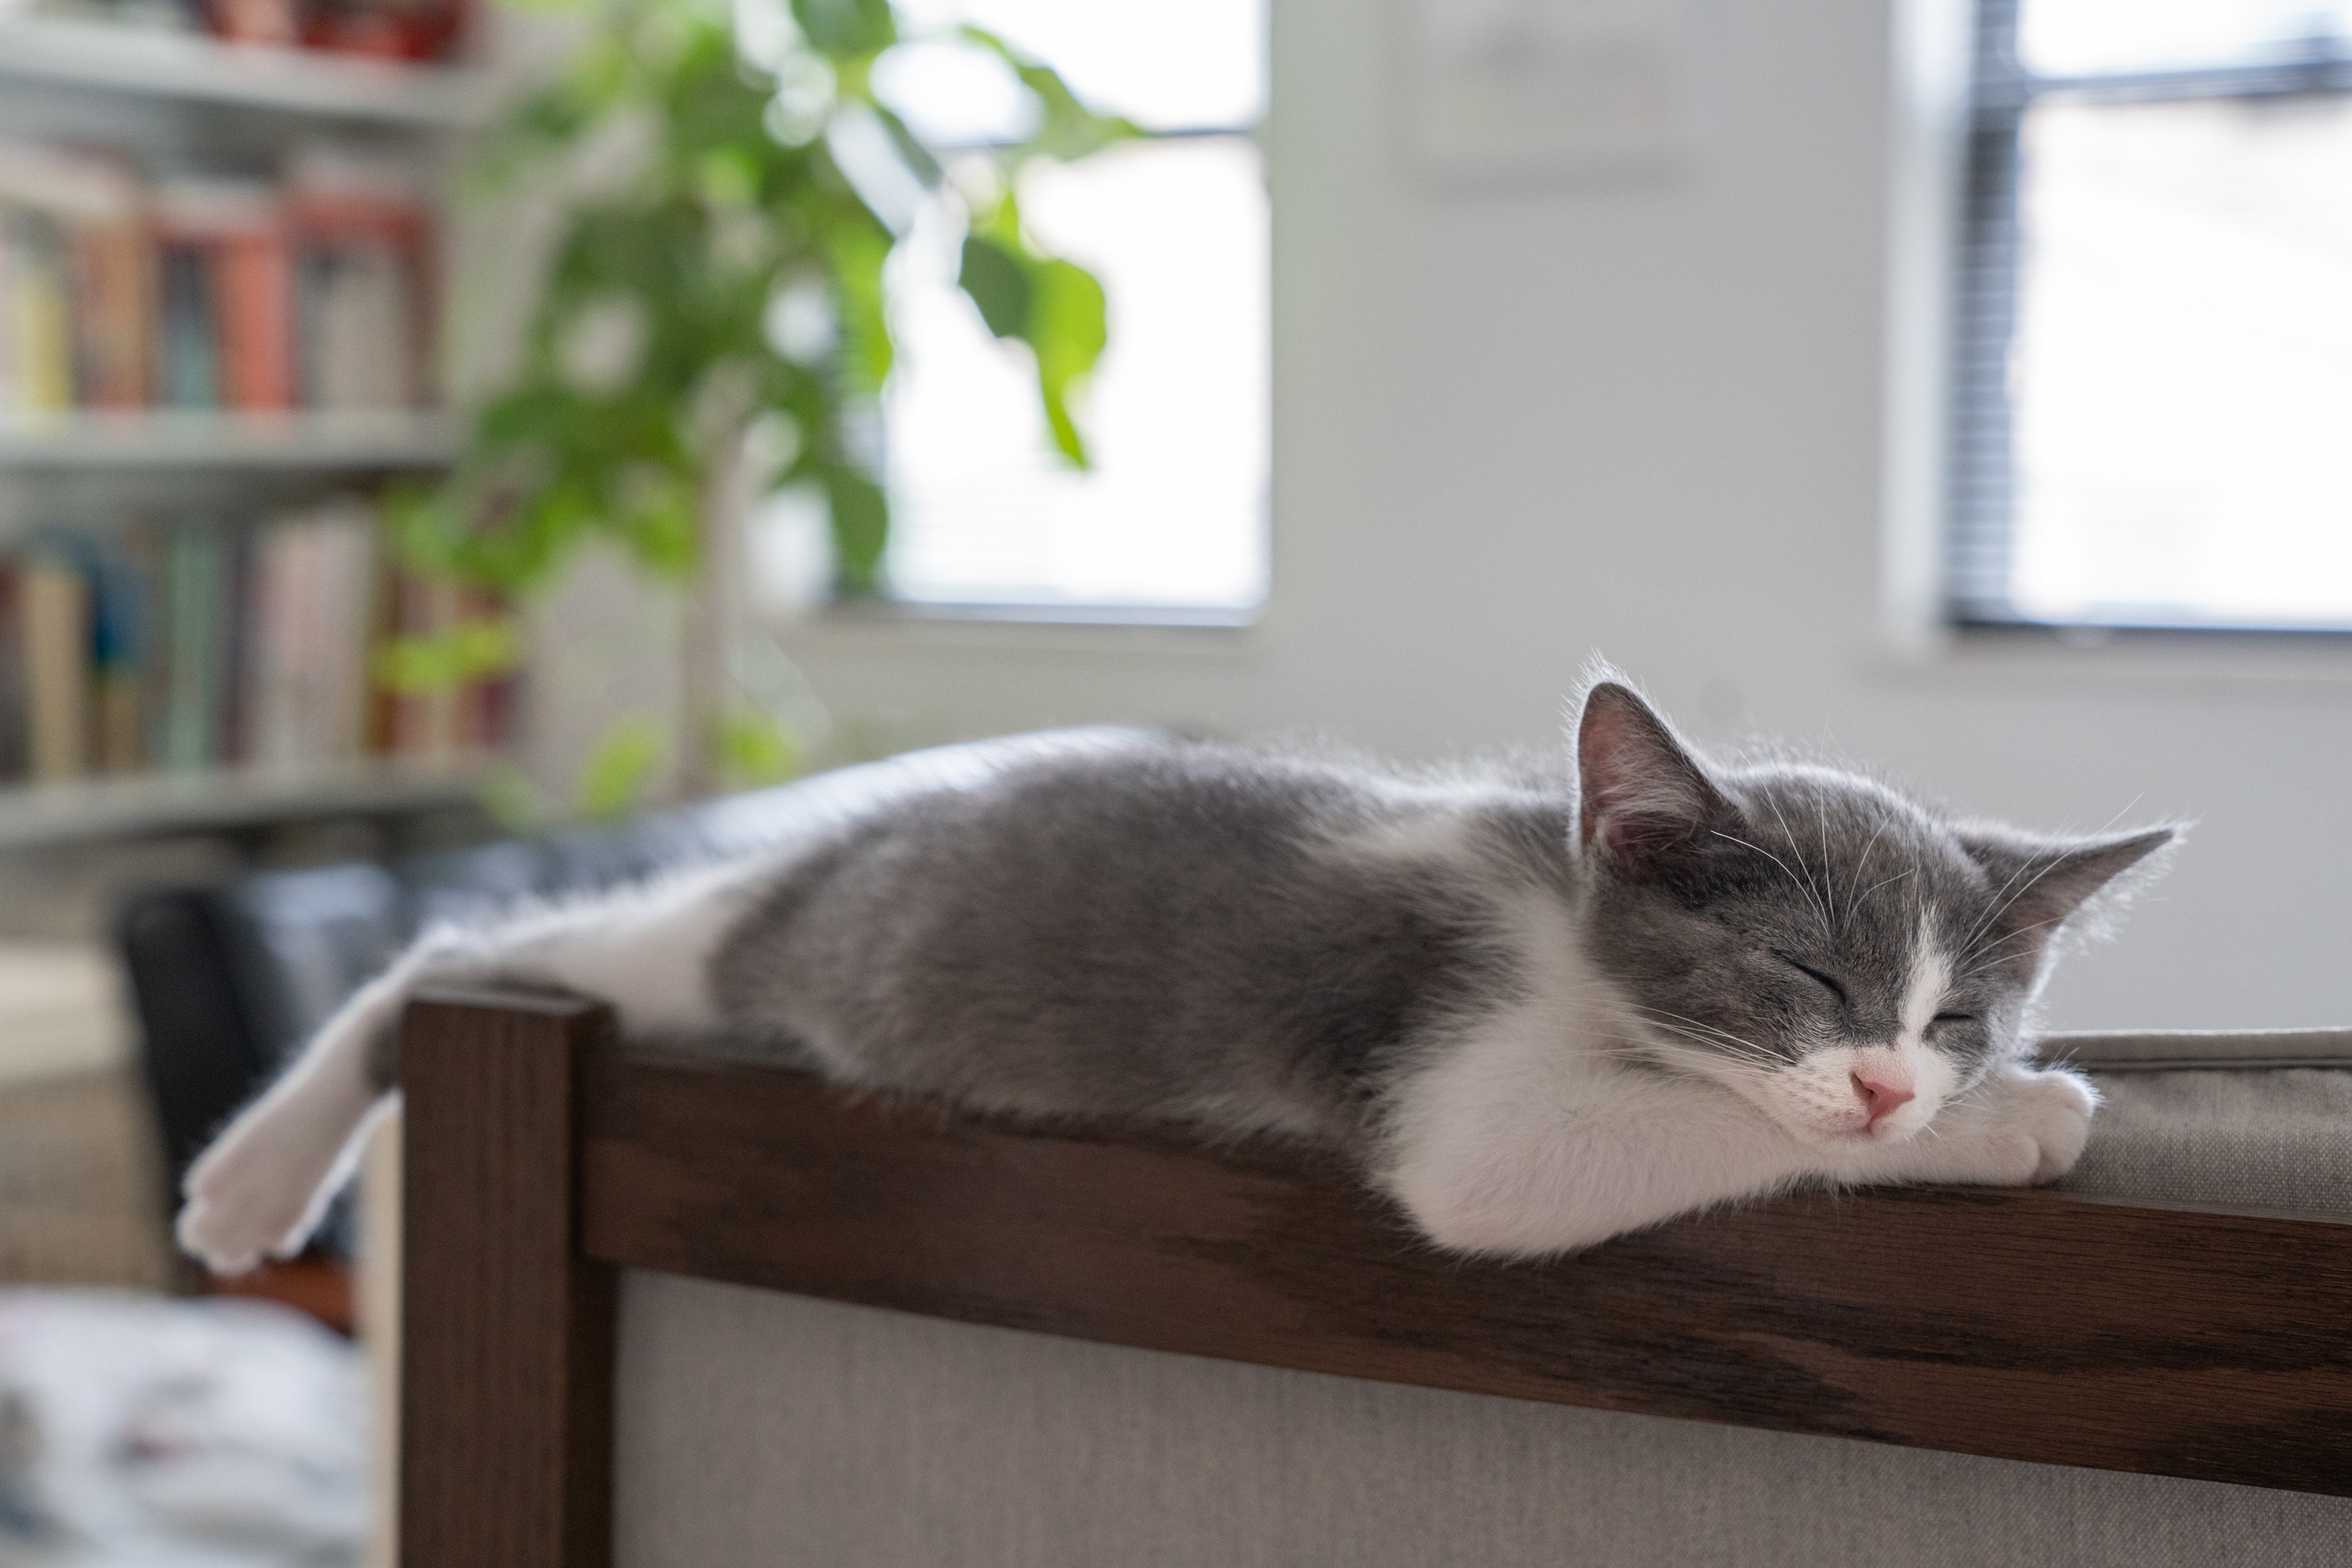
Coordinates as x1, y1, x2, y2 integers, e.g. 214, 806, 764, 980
2047, 1026, 2352, 1071
2064, 1069, 2352, 1214
613, 1055, 2352, 1564
615, 1272, 2352, 1568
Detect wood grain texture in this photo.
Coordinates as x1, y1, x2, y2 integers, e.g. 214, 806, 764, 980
579, 1044, 2352, 1498
401, 992, 617, 1568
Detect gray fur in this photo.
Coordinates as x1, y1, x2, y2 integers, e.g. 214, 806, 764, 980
703, 680, 2176, 1150
173, 677, 2181, 1275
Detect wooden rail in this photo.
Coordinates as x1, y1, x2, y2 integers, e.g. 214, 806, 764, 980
399, 993, 2352, 1568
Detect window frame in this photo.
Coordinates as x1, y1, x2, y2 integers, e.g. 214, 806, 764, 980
1946, 0, 2352, 641
858, 96, 1270, 626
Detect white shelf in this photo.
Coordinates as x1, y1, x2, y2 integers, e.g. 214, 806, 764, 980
0, 16, 495, 126
0, 755, 497, 851
0, 409, 461, 470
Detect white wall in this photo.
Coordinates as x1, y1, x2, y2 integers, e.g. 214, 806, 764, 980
767, 0, 2352, 1033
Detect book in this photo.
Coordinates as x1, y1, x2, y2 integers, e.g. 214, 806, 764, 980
21, 550, 91, 784
216, 524, 257, 764
63, 163, 154, 410
453, 581, 514, 752
0, 139, 444, 418
89, 535, 151, 774
299, 245, 417, 409
1, 504, 515, 793
206, 0, 300, 47
312, 499, 379, 760
248, 498, 381, 768
158, 524, 225, 773
288, 144, 430, 410
294, 0, 470, 62
372, 564, 459, 757
0, 142, 155, 411
154, 179, 294, 413
0, 209, 75, 415
0, 563, 25, 782
157, 245, 220, 408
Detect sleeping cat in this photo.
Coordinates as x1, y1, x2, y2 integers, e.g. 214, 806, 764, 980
176, 677, 2176, 1273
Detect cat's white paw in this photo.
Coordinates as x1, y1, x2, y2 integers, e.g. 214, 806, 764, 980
2001, 1066, 2099, 1181
1859, 1066, 2096, 1190
1931, 1066, 2098, 1186
176, 1115, 331, 1276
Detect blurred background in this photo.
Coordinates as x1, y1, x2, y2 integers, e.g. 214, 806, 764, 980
0, 0, 2348, 1560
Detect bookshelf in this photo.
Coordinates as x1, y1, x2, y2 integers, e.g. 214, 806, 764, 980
0, 17, 495, 127
0, 410, 460, 470
0, 753, 497, 851
0, 16, 512, 853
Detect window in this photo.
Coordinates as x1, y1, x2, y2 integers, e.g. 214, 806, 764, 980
1950, 0, 2352, 633
857, 0, 1268, 619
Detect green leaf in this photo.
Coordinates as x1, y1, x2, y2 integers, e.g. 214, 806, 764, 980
716, 706, 802, 789
870, 104, 945, 188
372, 618, 523, 695
822, 463, 889, 595
619, 469, 702, 579
956, 25, 1142, 160
956, 235, 1032, 340
956, 191, 1107, 464
791, 0, 893, 59
576, 717, 666, 821
696, 146, 760, 209
1026, 257, 1106, 466
823, 221, 895, 390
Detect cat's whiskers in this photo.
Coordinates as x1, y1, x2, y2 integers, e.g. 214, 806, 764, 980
1759, 795, 1835, 931
1639, 1035, 1781, 1086
1856, 867, 1917, 909
1711, 830, 1831, 935
1628, 1007, 1786, 1069
1845, 815, 1893, 922
1951, 915, 2073, 985
1635, 1015, 1780, 1065
1626, 1000, 1764, 1044
1623, 1015, 1777, 1066
1815, 797, 1838, 928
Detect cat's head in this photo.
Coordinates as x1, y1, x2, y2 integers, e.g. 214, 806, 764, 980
1572, 677, 2176, 1149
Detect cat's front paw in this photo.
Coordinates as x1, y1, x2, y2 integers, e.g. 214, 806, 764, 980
2005, 1066, 2098, 1181
1947, 1066, 2097, 1185
1872, 1066, 2096, 1189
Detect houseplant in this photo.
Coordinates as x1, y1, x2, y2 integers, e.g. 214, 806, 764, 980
390, 0, 1132, 801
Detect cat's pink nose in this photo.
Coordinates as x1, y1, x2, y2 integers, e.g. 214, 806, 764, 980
1851, 1072, 1915, 1124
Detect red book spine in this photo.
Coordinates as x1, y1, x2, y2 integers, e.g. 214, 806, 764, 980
213, 229, 295, 411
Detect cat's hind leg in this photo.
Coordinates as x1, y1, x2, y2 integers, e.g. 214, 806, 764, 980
176, 858, 771, 1274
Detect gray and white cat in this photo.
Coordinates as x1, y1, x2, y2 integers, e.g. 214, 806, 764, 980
176, 677, 2175, 1272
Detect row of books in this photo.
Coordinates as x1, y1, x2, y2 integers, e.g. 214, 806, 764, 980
30, 0, 472, 63
0, 498, 516, 787
0, 140, 434, 418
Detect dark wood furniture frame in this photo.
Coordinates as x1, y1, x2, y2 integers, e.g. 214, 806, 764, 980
401, 991, 2352, 1568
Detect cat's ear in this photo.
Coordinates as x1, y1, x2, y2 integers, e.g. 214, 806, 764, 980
1958, 825, 2180, 966
1575, 682, 1737, 882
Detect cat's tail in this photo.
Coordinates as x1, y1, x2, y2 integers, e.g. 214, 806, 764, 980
175, 857, 771, 1274
175, 928, 459, 1275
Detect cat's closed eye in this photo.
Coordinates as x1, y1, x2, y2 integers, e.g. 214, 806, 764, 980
1775, 954, 1848, 1004
1931, 1012, 1978, 1028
